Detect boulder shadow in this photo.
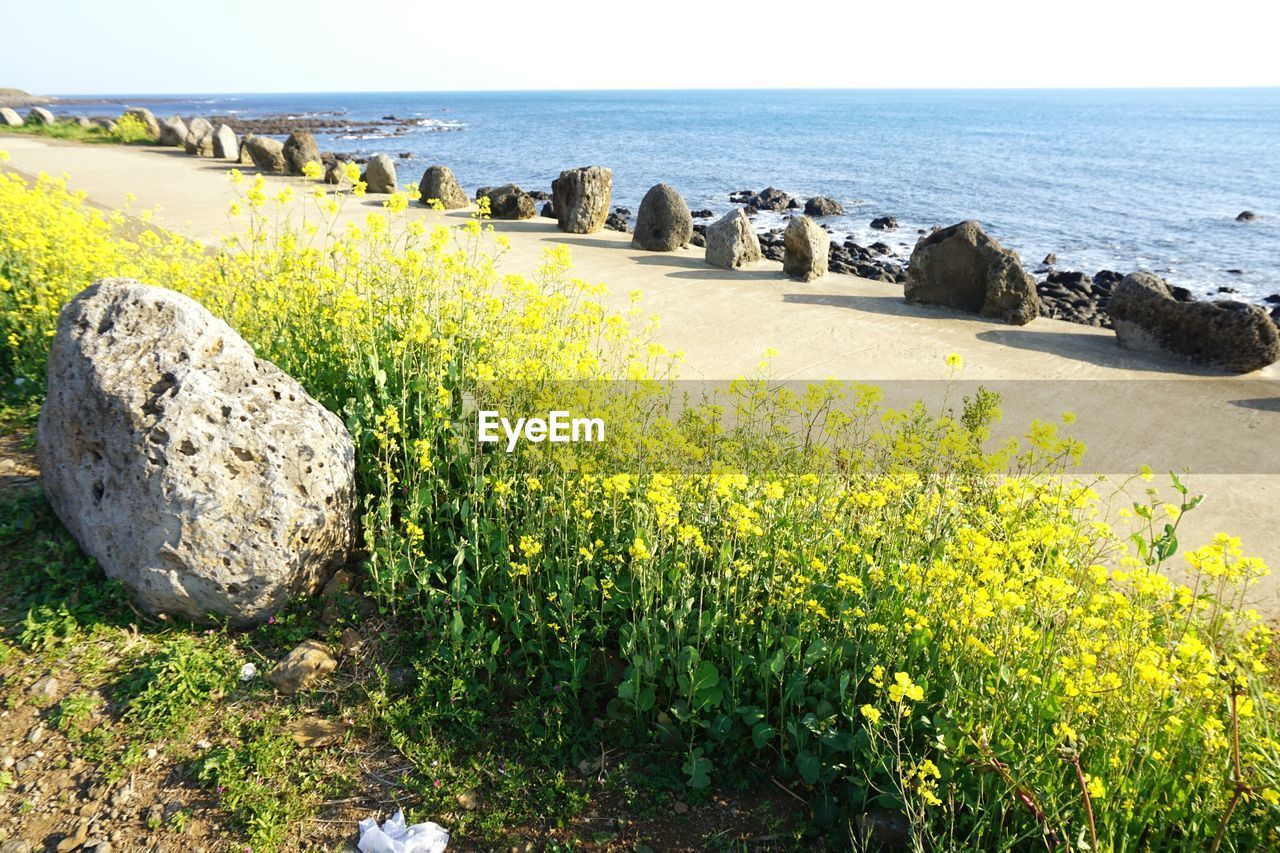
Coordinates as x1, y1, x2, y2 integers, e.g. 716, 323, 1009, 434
974, 329, 1221, 375
783, 292, 994, 324
1230, 397, 1280, 413
666, 267, 784, 283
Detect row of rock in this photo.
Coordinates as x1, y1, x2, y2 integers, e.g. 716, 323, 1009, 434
148, 123, 1280, 374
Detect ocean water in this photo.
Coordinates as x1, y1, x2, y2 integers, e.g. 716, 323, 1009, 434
46, 89, 1280, 300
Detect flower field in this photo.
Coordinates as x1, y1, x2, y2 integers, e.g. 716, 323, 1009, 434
1, 157, 1277, 849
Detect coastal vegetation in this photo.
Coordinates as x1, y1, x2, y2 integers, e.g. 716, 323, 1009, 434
1, 159, 1278, 850
0, 111, 156, 145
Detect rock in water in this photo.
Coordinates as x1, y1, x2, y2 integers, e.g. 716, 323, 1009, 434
804, 196, 844, 216
158, 115, 187, 147
418, 165, 469, 209
183, 118, 214, 156
905, 220, 1040, 325
1109, 272, 1279, 373
480, 184, 536, 219
783, 216, 828, 281
746, 187, 794, 212
282, 131, 322, 176
212, 124, 238, 160
1236, 210, 1257, 222
632, 183, 693, 251
121, 107, 160, 138
870, 216, 898, 230
36, 279, 357, 625
551, 166, 613, 234
362, 153, 397, 193
242, 135, 285, 172
0, 107, 23, 127
27, 107, 55, 125
705, 209, 762, 270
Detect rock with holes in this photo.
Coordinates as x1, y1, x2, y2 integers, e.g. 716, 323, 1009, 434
632, 183, 693, 251
551, 166, 612, 233
282, 130, 322, 176
783, 215, 828, 281
1109, 272, 1280, 373
36, 279, 356, 626
905, 220, 1040, 325
705, 208, 761, 270
361, 153, 398, 194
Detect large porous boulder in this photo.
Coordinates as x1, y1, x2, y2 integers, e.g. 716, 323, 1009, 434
212, 124, 239, 160
122, 107, 160, 138
282, 131, 322, 176
418, 165, 468, 209
242, 135, 285, 172
551, 166, 613, 234
159, 115, 188, 147
36, 279, 357, 625
0, 107, 23, 127
804, 196, 844, 216
905, 221, 1040, 325
27, 107, 55, 125
783, 216, 829, 281
632, 183, 693, 251
480, 184, 536, 219
705, 209, 762, 270
1109, 272, 1280, 373
183, 118, 214, 156
361, 153, 397, 193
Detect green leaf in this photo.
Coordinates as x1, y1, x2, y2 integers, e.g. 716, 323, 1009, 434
751, 722, 776, 749
796, 751, 821, 785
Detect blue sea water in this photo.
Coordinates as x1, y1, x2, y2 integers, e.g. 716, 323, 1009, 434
46, 88, 1280, 300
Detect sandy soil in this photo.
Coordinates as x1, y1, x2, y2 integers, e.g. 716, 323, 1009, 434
2, 134, 1278, 617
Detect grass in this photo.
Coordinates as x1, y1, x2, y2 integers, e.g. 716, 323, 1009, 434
1, 155, 1278, 849
0, 112, 156, 145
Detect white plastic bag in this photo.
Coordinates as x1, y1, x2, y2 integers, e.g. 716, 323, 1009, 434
357, 809, 449, 853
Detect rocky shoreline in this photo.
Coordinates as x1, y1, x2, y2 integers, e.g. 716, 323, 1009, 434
8, 103, 1276, 342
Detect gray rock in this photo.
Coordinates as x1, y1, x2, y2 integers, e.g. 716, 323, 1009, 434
783, 216, 828, 281
361, 153, 397, 194
36, 279, 357, 625
27, 107, 55, 125
74, 115, 95, 129
282, 131, 322, 176
418, 165, 469, 209
551, 166, 613, 234
0, 107, 23, 127
158, 116, 187, 147
28, 675, 59, 701
324, 160, 349, 185
183, 118, 214, 156
704, 209, 762, 270
480, 184, 536, 220
1236, 210, 1256, 222
804, 196, 844, 216
242, 135, 285, 172
121, 107, 160, 138
746, 187, 794, 212
632, 183, 693, 251
1110, 272, 1280, 373
905, 220, 1040, 325
212, 125, 238, 160
871, 216, 898, 230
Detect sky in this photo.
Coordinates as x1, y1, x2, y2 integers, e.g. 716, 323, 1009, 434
4, 0, 1278, 93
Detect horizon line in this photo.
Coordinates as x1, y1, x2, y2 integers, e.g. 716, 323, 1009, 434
29, 84, 1280, 98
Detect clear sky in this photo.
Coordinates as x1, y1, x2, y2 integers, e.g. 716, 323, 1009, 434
4, 0, 1278, 93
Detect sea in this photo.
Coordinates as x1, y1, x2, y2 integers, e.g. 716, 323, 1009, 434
42, 88, 1280, 301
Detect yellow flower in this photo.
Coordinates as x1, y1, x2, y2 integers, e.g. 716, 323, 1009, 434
301, 161, 323, 180
860, 704, 881, 725
944, 352, 963, 370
